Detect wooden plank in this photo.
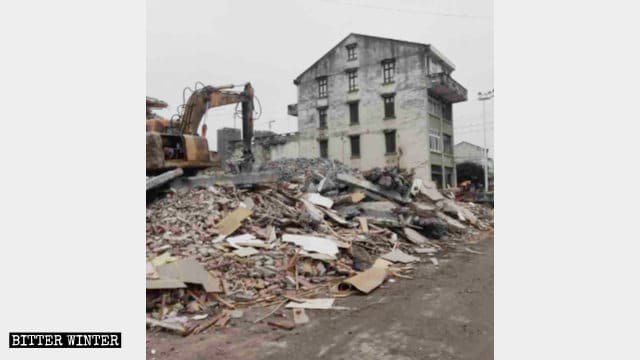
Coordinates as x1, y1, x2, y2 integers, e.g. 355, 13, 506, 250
216, 208, 253, 236
342, 258, 391, 294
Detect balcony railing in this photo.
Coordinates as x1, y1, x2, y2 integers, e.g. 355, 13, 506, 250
427, 73, 468, 103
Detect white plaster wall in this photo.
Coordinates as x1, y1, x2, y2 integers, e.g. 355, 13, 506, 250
269, 140, 299, 160
295, 34, 432, 181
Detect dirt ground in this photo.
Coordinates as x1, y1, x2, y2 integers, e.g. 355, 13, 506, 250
147, 231, 493, 360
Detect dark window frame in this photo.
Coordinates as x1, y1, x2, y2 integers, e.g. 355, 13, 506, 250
318, 139, 328, 159
382, 93, 395, 119
317, 107, 328, 129
442, 103, 451, 121
349, 135, 361, 158
382, 59, 395, 84
384, 129, 397, 155
317, 77, 328, 98
348, 101, 359, 125
443, 133, 453, 154
347, 69, 358, 92
346, 43, 357, 61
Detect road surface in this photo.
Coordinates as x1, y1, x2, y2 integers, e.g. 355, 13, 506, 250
147, 231, 493, 360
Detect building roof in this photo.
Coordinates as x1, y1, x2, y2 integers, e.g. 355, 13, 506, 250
455, 141, 487, 151
293, 33, 455, 85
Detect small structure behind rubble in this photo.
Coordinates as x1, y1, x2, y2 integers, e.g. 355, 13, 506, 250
219, 129, 300, 170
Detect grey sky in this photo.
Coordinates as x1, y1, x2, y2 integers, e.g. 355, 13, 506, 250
147, 0, 493, 156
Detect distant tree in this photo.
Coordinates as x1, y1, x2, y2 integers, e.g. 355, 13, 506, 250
456, 161, 485, 187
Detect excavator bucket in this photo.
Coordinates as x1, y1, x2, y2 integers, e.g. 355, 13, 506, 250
183, 135, 210, 162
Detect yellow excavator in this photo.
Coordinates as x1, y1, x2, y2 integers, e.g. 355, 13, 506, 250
146, 83, 255, 175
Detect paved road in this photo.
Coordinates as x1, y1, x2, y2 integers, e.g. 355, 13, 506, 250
259, 233, 494, 360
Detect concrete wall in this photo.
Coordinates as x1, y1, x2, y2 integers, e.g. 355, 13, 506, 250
228, 133, 301, 169
217, 127, 241, 161
454, 142, 494, 173
295, 34, 432, 181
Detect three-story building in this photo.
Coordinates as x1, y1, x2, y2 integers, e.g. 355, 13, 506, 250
289, 33, 467, 187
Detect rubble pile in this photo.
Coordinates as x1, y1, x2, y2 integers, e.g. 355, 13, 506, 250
362, 167, 413, 196
146, 163, 492, 335
259, 157, 354, 183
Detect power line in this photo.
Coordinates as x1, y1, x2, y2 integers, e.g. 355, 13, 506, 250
319, 0, 492, 19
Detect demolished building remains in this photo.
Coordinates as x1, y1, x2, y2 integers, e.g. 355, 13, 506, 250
146, 158, 493, 336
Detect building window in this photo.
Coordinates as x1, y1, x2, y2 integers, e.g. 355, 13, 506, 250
318, 77, 328, 98
384, 130, 396, 154
431, 165, 443, 189
346, 44, 357, 61
319, 139, 328, 159
428, 57, 443, 75
442, 103, 450, 121
429, 128, 442, 153
347, 70, 358, 92
443, 134, 452, 153
445, 167, 454, 188
318, 107, 327, 129
349, 102, 359, 125
428, 97, 444, 118
350, 135, 360, 158
382, 59, 395, 83
383, 94, 395, 119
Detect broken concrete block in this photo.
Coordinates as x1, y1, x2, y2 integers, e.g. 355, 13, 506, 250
267, 318, 295, 330
285, 298, 335, 309
419, 183, 444, 202
301, 199, 324, 223
437, 212, 467, 232
358, 201, 398, 219
292, 308, 309, 325
336, 173, 408, 204
381, 249, 420, 263
403, 227, 429, 245
156, 258, 222, 293
304, 193, 334, 209
410, 202, 436, 217
233, 247, 260, 257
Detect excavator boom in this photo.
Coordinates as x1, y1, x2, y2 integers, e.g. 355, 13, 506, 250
180, 83, 253, 135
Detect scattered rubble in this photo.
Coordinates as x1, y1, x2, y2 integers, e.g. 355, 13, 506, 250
146, 159, 493, 336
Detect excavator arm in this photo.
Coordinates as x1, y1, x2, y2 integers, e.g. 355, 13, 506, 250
180, 83, 254, 135
179, 82, 255, 171
146, 82, 256, 174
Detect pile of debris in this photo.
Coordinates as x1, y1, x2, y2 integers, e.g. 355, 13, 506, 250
362, 167, 414, 195
146, 160, 492, 335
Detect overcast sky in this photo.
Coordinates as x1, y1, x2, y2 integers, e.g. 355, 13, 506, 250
147, 0, 493, 156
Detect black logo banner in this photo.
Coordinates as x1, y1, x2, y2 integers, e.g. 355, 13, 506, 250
9, 332, 121, 348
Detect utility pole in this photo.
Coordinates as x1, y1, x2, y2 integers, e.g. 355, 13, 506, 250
477, 89, 494, 193
268, 120, 275, 131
